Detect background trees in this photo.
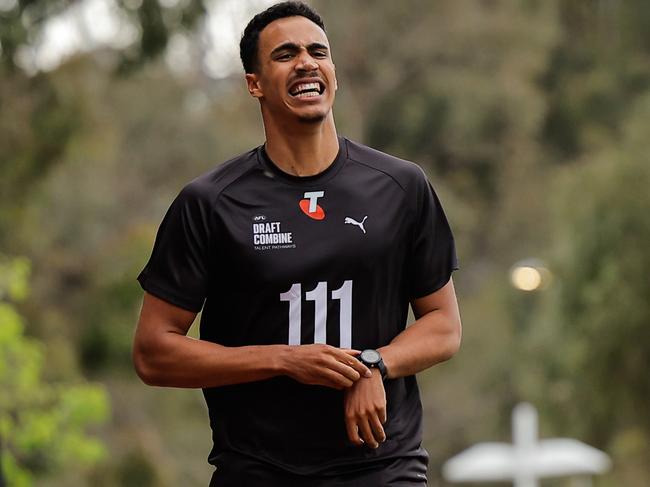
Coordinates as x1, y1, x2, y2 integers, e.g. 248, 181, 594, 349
0, 257, 109, 486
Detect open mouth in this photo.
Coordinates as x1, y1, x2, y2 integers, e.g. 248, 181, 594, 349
289, 81, 325, 98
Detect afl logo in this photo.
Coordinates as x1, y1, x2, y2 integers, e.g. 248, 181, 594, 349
300, 191, 325, 220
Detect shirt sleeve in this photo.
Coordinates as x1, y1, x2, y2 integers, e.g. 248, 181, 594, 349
137, 182, 216, 312
407, 168, 459, 298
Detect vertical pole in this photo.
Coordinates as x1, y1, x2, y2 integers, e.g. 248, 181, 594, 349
512, 403, 539, 487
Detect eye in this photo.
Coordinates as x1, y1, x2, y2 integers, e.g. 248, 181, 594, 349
313, 50, 328, 58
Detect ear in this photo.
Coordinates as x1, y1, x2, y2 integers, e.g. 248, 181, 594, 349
246, 73, 263, 98
333, 64, 338, 91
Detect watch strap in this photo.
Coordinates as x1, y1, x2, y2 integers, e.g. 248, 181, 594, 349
376, 357, 388, 380
358, 349, 388, 380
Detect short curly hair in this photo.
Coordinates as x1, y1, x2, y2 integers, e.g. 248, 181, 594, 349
240, 1, 326, 74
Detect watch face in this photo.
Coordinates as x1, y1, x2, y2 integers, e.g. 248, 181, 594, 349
360, 349, 381, 364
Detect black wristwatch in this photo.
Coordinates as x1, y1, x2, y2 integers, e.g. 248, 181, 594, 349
358, 349, 388, 380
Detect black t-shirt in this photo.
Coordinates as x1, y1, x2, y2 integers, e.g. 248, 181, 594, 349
138, 137, 458, 475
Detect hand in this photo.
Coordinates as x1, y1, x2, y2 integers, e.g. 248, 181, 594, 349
282, 344, 372, 390
343, 369, 387, 448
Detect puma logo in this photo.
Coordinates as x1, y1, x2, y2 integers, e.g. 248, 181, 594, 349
344, 216, 368, 234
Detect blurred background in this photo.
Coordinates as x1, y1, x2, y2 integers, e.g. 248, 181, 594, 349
1, 0, 649, 485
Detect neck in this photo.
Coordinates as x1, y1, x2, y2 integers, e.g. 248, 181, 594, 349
262, 112, 339, 177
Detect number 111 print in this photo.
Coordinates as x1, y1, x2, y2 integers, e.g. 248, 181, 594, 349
280, 280, 353, 348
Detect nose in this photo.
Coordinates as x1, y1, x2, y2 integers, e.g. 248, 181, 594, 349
295, 49, 318, 72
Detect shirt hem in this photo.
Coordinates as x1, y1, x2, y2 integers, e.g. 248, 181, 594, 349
137, 272, 204, 312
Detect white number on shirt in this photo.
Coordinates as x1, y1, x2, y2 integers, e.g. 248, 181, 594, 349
280, 280, 353, 348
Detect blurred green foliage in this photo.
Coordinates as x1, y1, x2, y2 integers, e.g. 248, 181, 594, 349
1, 0, 649, 485
521, 94, 650, 486
0, 257, 110, 486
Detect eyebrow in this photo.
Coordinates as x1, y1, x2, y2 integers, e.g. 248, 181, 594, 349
270, 42, 329, 57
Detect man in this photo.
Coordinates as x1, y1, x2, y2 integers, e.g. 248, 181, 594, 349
133, 2, 461, 486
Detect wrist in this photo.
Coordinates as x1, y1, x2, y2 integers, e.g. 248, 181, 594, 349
369, 368, 382, 379
271, 345, 292, 375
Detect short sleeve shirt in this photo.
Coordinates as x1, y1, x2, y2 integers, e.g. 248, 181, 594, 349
138, 137, 458, 474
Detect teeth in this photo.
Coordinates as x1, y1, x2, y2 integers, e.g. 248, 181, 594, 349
290, 82, 322, 96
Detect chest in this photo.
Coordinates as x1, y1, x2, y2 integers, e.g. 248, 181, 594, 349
215, 176, 411, 287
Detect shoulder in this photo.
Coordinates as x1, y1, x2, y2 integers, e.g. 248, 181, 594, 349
343, 138, 429, 192
178, 147, 261, 206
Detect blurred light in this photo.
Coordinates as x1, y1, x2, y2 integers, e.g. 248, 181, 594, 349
15, 0, 138, 75
14, 45, 37, 75
511, 266, 542, 291
29, 11, 84, 72
510, 259, 551, 291
165, 32, 193, 75
13, 0, 274, 77
0, 0, 17, 12
202, 0, 276, 79
81, 0, 139, 48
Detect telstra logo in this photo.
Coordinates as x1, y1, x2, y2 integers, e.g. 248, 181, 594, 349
299, 191, 325, 220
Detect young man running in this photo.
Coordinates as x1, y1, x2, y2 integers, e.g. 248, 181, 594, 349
133, 2, 461, 485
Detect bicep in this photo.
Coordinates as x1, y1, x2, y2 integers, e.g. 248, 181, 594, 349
135, 292, 198, 342
410, 278, 460, 322
132, 292, 198, 383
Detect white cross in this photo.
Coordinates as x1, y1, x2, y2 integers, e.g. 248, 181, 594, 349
443, 403, 611, 487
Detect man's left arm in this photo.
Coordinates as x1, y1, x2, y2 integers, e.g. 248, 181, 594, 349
343, 278, 461, 447
380, 277, 461, 378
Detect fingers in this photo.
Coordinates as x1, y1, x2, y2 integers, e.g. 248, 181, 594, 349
336, 354, 373, 379
341, 349, 361, 356
287, 345, 370, 389
336, 350, 372, 378
323, 347, 368, 384
348, 358, 373, 378
320, 369, 354, 389
369, 413, 386, 443
358, 417, 380, 449
346, 419, 363, 446
328, 347, 371, 379
329, 359, 362, 383
343, 370, 388, 448
350, 414, 385, 448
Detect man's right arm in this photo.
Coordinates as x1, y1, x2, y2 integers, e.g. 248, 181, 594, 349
132, 292, 371, 389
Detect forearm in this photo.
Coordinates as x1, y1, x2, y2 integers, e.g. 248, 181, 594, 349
133, 331, 289, 388
378, 309, 461, 379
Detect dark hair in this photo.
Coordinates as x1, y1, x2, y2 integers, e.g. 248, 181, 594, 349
240, 1, 326, 74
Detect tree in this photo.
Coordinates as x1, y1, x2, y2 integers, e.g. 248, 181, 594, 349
0, 0, 206, 74
522, 93, 650, 487
0, 257, 110, 486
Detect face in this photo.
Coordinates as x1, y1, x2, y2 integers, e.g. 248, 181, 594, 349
247, 16, 337, 124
